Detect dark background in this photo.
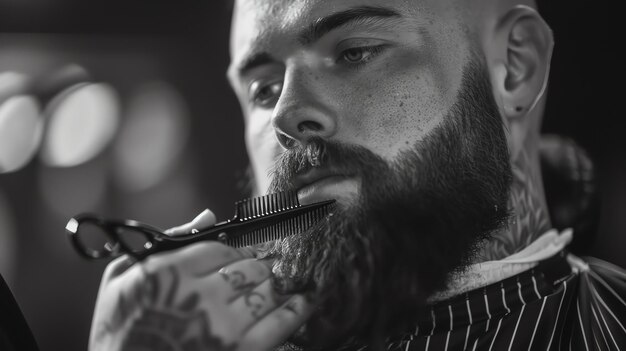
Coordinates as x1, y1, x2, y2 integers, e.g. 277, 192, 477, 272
0, 1, 624, 350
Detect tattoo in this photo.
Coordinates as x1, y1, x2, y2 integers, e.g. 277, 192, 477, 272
121, 308, 234, 351
220, 269, 262, 306
220, 270, 255, 291
99, 266, 235, 351
479, 145, 551, 261
244, 291, 267, 318
220, 269, 270, 319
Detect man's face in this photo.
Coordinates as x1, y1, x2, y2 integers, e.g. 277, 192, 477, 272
228, 0, 471, 200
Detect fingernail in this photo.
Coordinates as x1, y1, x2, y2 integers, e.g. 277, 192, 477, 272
192, 209, 211, 222
164, 224, 185, 235
191, 208, 217, 228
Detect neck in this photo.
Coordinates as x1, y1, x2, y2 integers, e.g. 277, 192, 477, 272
476, 141, 552, 262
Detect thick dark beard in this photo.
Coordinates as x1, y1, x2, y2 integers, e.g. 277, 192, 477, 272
261, 58, 512, 350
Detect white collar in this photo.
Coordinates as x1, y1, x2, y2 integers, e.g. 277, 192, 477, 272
429, 228, 573, 302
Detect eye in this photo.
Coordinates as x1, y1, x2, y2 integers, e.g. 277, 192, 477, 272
249, 80, 283, 108
343, 48, 367, 63
339, 45, 385, 65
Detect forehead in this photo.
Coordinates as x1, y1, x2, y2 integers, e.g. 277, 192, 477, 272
229, 0, 451, 64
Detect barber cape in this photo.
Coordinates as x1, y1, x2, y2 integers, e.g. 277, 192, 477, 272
385, 229, 626, 351
280, 230, 626, 351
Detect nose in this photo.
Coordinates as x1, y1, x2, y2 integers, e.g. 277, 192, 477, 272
271, 67, 337, 149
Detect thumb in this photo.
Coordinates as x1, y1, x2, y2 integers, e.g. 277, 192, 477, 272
164, 209, 217, 236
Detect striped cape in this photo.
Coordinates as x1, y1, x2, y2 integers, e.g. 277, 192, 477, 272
277, 250, 626, 351
385, 250, 626, 351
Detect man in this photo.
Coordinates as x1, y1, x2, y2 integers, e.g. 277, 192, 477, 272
89, 0, 626, 350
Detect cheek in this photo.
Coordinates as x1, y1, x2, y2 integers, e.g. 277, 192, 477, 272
344, 69, 448, 160
245, 115, 281, 194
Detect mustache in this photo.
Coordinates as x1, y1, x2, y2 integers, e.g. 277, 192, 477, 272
269, 137, 389, 193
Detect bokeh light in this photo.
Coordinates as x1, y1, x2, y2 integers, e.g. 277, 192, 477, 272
40, 83, 120, 167
0, 95, 43, 173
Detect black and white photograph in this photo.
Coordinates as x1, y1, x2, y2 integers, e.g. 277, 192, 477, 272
0, 0, 624, 350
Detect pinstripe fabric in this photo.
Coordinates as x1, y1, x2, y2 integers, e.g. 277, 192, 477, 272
275, 251, 626, 351
386, 251, 626, 351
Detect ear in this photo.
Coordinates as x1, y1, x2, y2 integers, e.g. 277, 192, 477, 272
489, 5, 554, 120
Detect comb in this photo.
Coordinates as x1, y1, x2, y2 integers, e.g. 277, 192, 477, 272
150, 191, 335, 253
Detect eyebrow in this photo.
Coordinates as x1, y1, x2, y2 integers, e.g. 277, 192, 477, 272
234, 6, 401, 78
298, 6, 402, 45
235, 52, 275, 79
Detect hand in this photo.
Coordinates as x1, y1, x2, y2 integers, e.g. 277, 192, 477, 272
89, 209, 315, 351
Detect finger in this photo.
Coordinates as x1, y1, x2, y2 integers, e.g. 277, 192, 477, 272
239, 294, 315, 351
164, 208, 217, 236
144, 241, 250, 278
227, 279, 292, 335
199, 258, 273, 303
101, 255, 134, 282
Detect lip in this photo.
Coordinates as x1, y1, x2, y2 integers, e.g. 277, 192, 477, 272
293, 168, 346, 190
294, 168, 355, 204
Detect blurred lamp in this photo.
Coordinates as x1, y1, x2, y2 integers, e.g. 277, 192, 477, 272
40, 82, 120, 167
0, 95, 43, 173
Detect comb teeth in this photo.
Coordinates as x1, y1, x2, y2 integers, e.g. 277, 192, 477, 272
235, 191, 299, 221
226, 205, 328, 248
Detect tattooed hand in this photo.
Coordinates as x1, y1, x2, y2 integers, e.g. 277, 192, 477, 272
89, 209, 315, 351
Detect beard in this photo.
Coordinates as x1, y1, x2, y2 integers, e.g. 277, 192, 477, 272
258, 57, 512, 350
